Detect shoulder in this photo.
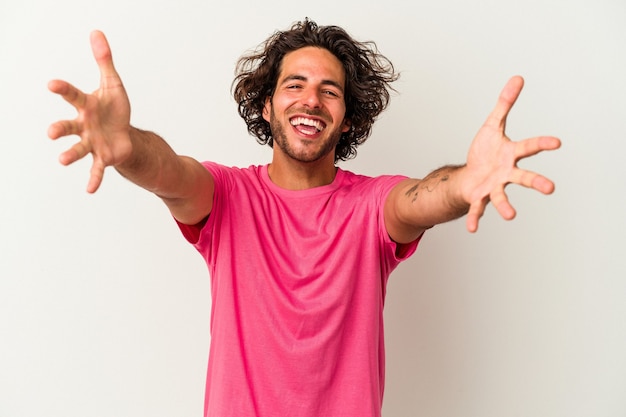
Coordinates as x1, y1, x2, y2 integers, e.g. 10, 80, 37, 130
337, 168, 408, 197
201, 162, 265, 188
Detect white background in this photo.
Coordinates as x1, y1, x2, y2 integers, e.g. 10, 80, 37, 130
1, 0, 625, 416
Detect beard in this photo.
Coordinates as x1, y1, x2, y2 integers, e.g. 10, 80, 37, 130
269, 107, 343, 163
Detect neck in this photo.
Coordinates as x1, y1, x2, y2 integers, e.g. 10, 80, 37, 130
267, 156, 337, 190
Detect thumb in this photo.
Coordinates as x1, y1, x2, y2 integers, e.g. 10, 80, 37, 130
90, 30, 121, 87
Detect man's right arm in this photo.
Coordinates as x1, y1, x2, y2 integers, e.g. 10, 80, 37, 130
48, 30, 213, 225
117, 128, 214, 225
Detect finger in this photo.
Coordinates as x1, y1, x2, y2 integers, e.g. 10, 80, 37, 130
515, 136, 562, 160
59, 140, 92, 166
509, 168, 556, 195
86, 157, 105, 193
48, 79, 87, 109
90, 30, 122, 88
532, 175, 556, 195
48, 119, 83, 139
490, 187, 516, 221
466, 197, 488, 233
486, 75, 525, 129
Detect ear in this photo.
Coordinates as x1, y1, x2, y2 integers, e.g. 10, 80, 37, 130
341, 118, 351, 133
262, 97, 272, 122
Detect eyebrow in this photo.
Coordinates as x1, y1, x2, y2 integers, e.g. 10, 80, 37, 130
280, 74, 345, 93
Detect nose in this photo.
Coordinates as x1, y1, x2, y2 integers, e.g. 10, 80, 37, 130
301, 87, 322, 109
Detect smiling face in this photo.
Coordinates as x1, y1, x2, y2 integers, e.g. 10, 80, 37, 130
263, 46, 351, 166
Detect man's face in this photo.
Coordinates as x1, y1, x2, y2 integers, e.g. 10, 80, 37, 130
263, 46, 351, 164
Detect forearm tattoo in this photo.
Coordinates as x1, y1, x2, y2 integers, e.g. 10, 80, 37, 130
404, 165, 459, 203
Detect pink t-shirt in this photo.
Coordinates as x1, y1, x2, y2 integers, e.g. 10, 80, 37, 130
178, 163, 420, 417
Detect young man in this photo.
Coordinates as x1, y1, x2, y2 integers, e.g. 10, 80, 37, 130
47, 19, 560, 417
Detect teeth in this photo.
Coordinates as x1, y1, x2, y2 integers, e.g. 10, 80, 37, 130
290, 117, 324, 132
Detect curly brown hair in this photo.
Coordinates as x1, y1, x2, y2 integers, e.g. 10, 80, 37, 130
232, 18, 399, 162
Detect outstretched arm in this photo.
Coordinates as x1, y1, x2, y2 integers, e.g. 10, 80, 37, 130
48, 31, 213, 225
384, 76, 561, 243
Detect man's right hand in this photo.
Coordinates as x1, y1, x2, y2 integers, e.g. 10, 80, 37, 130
48, 30, 132, 193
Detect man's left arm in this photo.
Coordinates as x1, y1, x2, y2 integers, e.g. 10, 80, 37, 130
384, 76, 562, 243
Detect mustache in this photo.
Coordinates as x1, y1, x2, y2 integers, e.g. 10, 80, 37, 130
289, 108, 328, 119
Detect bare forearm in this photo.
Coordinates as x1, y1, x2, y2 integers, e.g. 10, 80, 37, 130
115, 128, 190, 197
385, 165, 469, 243
113, 127, 214, 224
403, 165, 469, 226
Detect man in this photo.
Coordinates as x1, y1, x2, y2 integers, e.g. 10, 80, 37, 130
47, 19, 560, 417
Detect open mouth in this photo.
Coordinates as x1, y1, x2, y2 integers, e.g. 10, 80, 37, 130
290, 116, 326, 136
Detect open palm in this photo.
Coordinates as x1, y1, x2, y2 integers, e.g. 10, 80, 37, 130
462, 76, 561, 232
48, 30, 132, 193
